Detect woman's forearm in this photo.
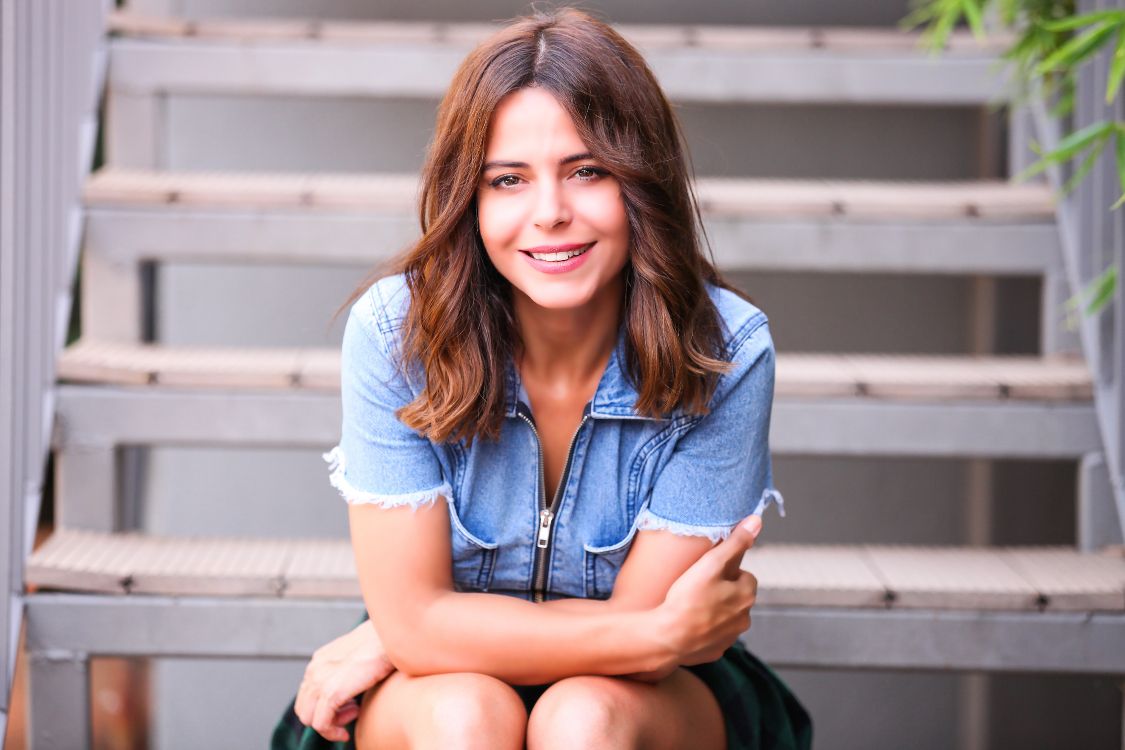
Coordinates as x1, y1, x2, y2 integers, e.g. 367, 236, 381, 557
385, 589, 676, 684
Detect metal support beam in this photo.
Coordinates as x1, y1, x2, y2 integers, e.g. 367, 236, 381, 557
1079, 452, 1124, 551
50, 385, 1101, 459
23, 593, 1125, 676
28, 651, 90, 750
54, 444, 117, 531
108, 35, 1011, 105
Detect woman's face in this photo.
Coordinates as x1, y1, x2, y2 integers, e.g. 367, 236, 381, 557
477, 86, 630, 312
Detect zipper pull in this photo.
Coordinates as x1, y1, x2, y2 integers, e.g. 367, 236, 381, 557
537, 508, 554, 548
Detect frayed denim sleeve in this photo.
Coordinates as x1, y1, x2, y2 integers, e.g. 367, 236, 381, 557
326, 290, 450, 510
638, 318, 785, 544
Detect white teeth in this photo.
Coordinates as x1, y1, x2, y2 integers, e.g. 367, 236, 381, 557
529, 245, 589, 262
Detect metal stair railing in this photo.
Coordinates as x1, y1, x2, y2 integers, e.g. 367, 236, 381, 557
1027, 0, 1125, 549
0, 0, 110, 741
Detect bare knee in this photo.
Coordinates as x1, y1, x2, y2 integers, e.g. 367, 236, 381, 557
526, 675, 642, 750
357, 671, 527, 750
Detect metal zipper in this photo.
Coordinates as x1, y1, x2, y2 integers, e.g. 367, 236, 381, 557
517, 405, 591, 603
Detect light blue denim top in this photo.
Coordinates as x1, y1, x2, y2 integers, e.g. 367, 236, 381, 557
325, 273, 784, 603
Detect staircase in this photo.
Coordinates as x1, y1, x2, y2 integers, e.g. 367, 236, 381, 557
21, 8, 1125, 749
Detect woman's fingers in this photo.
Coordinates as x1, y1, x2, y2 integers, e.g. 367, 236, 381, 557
701, 514, 762, 580
294, 674, 317, 726
311, 683, 355, 740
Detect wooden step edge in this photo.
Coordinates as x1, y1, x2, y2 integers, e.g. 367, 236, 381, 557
57, 342, 1093, 401
83, 169, 1056, 219
107, 11, 1011, 54
27, 531, 1125, 612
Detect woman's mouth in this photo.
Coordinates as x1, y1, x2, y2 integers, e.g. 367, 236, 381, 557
521, 242, 594, 262
519, 242, 596, 274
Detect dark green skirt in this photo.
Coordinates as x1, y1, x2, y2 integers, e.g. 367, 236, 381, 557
271, 614, 812, 750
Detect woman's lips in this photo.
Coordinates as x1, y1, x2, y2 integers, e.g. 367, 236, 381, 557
519, 242, 595, 274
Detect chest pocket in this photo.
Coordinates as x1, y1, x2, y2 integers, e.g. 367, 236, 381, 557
582, 524, 640, 599
447, 502, 498, 592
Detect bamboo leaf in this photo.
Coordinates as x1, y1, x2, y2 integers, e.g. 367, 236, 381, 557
1042, 120, 1115, 164
1061, 139, 1107, 196
960, 0, 986, 41
1040, 9, 1125, 33
1035, 21, 1118, 75
1085, 265, 1117, 316
1064, 265, 1118, 321
927, 3, 960, 52
1116, 125, 1125, 196
1107, 29, 1125, 103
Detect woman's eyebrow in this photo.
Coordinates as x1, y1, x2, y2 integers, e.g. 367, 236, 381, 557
482, 152, 594, 170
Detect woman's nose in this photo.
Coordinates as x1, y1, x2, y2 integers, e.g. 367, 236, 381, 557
532, 182, 571, 229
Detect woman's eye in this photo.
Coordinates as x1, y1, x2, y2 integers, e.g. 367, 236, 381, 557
489, 174, 522, 188
574, 166, 604, 180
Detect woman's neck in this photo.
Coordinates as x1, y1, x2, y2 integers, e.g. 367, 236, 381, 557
513, 275, 625, 393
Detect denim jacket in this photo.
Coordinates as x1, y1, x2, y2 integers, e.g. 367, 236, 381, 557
325, 273, 785, 603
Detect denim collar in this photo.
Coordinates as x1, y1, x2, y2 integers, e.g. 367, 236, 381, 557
504, 323, 673, 421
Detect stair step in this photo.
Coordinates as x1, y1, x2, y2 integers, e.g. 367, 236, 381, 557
83, 169, 1059, 278
57, 340, 1093, 402
106, 11, 1012, 105
27, 529, 1125, 612
86, 169, 1055, 220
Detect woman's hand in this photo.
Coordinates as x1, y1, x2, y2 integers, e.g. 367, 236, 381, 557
655, 514, 762, 667
294, 618, 396, 742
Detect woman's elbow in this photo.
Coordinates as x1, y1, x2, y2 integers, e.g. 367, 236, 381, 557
380, 627, 428, 676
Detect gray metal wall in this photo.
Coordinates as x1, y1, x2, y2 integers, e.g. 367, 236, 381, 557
0, 0, 107, 740
121, 1, 1119, 748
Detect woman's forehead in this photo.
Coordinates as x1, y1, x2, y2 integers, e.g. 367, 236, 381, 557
484, 87, 589, 160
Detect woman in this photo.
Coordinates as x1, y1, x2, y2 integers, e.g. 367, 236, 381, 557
273, 8, 811, 749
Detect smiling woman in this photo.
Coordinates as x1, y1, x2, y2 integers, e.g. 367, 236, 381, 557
272, 7, 810, 750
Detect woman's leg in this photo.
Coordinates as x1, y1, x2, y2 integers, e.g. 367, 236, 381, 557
525, 668, 726, 750
354, 670, 527, 750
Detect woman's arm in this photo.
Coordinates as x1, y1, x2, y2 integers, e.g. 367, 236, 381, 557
349, 500, 760, 686
349, 500, 677, 685
541, 526, 744, 681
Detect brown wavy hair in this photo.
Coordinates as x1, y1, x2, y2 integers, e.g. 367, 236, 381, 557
340, 7, 751, 445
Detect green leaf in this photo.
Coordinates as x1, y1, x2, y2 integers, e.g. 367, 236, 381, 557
1035, 20, 1118, 75
1064, 265, 1118, 322
1040, 9, 1125, 33
1013, 123, 1114, 185
960, 0, 986, 41
1116, 125, 1125, 196
1107, 29, 1125, 103
927, 3, 960, 53
1043, 120, 1115, 164
1085, 265, 1117, 316
1061, 138, 1107, 196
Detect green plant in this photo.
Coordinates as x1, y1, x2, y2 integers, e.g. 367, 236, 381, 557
901, 1, 1125, 322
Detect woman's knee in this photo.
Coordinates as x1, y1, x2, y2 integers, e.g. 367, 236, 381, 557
526, 675, 643, 749
357, 671, 527, 750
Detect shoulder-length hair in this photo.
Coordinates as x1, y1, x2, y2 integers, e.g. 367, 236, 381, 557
340, 7, 751, 446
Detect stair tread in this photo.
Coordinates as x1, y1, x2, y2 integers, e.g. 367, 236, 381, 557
107, 11, 1012, 54
27, 529, 1125, 612
57, 340, 1093, 402
84, 168, 1056, 220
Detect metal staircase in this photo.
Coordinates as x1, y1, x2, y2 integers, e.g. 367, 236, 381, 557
14, 7, 1125, 748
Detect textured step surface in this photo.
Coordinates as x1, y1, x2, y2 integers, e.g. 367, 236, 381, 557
58, 340, 1094, 402
106, 12, 1013, 104
27, 529, 1125, 612
108, 12, 1011, 51
85, 169, 1055, 220
83, 169, 1061, 277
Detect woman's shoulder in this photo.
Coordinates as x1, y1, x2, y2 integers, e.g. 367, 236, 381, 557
347, 273, 412, 350
704, 281, 771, 356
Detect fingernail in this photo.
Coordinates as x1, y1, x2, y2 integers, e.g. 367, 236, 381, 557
741, 515, 762, 538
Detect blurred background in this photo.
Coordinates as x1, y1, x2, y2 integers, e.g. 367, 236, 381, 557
3, 0, 1124, 748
